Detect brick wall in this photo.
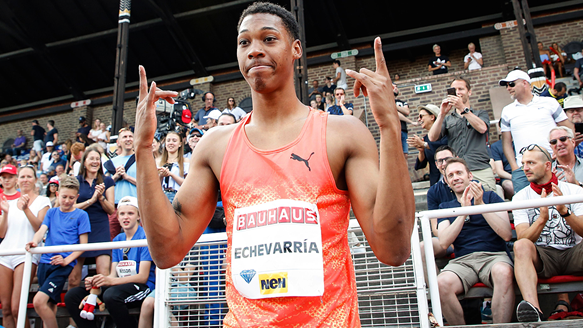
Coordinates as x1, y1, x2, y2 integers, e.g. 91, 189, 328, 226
2, 14, 581, 182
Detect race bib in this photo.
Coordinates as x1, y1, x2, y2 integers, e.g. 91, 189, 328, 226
231, 199, 324, 299
116, 260, 137, 278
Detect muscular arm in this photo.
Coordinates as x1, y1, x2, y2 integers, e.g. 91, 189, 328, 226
135, 67, 225, 268
136, 136, 219, 268
343, 38, 415, 266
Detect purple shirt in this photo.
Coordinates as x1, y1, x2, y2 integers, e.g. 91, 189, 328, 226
14, 136, 26, 148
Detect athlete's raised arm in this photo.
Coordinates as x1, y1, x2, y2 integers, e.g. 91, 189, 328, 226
344, 37, 415, 266
134, 66, 219, 268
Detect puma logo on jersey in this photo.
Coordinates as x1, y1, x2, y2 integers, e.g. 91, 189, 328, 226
290, 152, 314, 171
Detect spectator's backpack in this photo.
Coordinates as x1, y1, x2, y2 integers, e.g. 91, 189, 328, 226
104, 154, 135, 177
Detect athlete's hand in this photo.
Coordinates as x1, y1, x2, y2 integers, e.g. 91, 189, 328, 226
346, 37, 397, 129
135, 66, 178, 150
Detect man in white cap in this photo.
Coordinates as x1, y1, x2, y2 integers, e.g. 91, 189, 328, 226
40, 141, 55, 173
563, 96, 583, 157
499, 69, 574, 193
202, 109, 222, 130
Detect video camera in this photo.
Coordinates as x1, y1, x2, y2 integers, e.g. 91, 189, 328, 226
154, 88, 205, 139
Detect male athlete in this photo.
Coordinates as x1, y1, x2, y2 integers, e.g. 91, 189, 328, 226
134, 3, 414, 327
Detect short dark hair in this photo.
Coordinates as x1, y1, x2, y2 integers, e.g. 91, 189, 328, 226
219, 113, 237, 123
48, 120, 55, 126
435, 145, 457, 157
451, 76, 471, 90
237, 2, 299, 41
554, 82, 566, 92
444, 157, 470, 174
333, 59, 341, 66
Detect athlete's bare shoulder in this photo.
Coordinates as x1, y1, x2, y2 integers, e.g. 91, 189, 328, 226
325, 114, 379, 189
326, 114, 377, 152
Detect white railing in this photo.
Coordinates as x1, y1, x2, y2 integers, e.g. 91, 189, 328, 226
5, 194, 583, 328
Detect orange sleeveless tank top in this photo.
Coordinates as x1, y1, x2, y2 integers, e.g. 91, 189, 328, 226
220, 108, 360, 327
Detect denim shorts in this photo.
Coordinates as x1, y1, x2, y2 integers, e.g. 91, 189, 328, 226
401, 131, 409, 154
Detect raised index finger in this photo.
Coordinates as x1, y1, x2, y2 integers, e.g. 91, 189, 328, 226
138, 65, 148, 100
373, 37, 389, 77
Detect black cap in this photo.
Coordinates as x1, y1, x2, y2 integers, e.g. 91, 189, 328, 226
79, 116, 86, 122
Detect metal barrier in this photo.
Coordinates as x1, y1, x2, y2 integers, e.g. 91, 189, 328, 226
6, 194, 583, 327
156, 220, 427, 327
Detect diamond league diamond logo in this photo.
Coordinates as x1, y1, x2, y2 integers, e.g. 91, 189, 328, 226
240, 269, 256, 284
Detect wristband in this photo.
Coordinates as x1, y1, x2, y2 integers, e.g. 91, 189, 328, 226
560, 209, 572, 218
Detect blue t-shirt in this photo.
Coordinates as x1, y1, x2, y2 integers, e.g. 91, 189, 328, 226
110, 155, 137, 204
490, 140, 511, 175
327, 103, 354, 116
40, 208, 91, 267
437, 191, 507, 258
112, 226, 156, 290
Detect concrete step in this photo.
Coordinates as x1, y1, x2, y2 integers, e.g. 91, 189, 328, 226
414, 186, 429, 212
412, 180, 430, 190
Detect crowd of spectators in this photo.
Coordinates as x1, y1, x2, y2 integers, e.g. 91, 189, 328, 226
2, 38, 583, 326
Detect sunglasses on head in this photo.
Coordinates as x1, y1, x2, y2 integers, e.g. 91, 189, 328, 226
519, 144, 552, 162
549, 136, 570, 145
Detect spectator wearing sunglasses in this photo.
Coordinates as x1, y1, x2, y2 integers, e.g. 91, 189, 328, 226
549, 126, 583, 186
65, 196, 155, 328
499, 70, 574, 194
